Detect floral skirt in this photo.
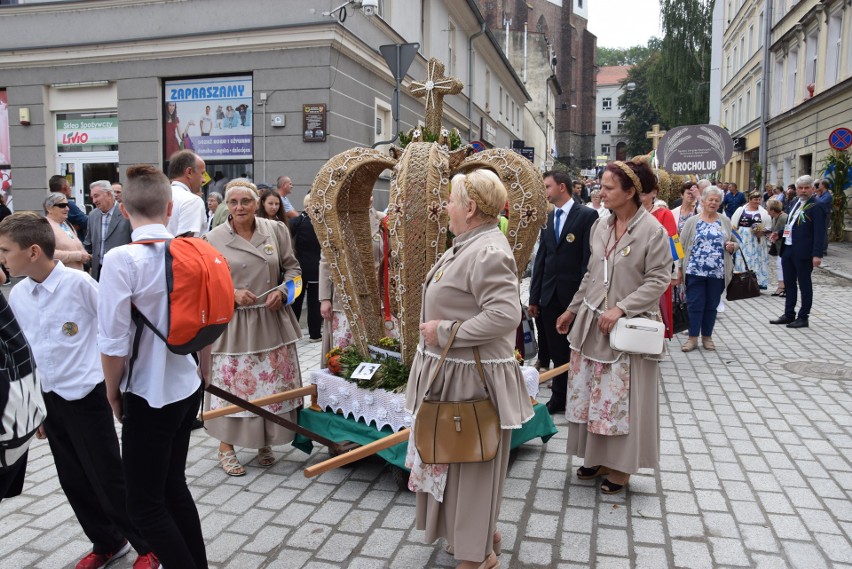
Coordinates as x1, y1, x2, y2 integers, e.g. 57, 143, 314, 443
566, 350, 631, 436
208, 343, 302, 418
734, 229, 770, 288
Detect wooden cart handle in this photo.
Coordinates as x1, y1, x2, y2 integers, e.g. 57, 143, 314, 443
201, 385, 317, 421
537, 362, 570, 384
304, 428, 410, 478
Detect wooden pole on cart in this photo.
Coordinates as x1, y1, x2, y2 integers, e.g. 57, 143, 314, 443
304, 429, 409, 478
305, 363, 572, 477
201, 385, 317, 421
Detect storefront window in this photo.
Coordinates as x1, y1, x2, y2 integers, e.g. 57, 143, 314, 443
56, 111, 119, 153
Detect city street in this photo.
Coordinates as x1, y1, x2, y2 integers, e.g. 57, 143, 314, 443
1, 244, 851, 568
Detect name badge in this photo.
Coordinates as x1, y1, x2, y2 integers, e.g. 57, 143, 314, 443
782, 224, 792, 239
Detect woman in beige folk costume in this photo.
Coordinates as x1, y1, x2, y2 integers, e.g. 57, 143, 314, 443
204, 179, 303, 476
556, 160, 671, 494
405, 169, 534, 569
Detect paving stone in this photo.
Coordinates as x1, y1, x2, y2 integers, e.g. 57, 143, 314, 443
560, 532, 590, 563
782, 540, 829, 569
360, 528, 404, 558
635, 546, 668, 568
666, 514, 704, 538
671, 540, 712, 569
709, 536, 751, 566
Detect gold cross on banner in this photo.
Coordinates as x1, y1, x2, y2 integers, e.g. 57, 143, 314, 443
646, 124, 667, 150
409, 58, 463, 133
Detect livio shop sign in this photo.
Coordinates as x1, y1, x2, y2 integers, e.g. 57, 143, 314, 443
56, 117, 118, 150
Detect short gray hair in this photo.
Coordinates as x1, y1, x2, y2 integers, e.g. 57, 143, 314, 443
795, 175, 814, 188
89, 180, 113, 196
224, 178, 259, 202
208, 192, 223, 204
43, 192, 67, 214
702, 186, 724, 201
697, 179, 712, 190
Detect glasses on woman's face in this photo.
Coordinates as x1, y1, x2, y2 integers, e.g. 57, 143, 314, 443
54, 203, 69, 209
227, 198, 255, 207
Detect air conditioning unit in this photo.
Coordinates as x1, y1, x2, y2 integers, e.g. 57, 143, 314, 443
733, 137, 746, 151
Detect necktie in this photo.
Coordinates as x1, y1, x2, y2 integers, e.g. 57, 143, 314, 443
554, 209, 563, 244
101, 212, 110, 259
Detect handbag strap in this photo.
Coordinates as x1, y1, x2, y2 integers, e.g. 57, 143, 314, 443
422, 321, 489, 398
732, 247, 751, 272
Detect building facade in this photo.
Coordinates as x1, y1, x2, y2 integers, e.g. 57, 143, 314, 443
718, 0, 767, 191
0, 0, 531, 211
594, 65, 631, 164
764, 0, 852, 193
476, 0, 596, 169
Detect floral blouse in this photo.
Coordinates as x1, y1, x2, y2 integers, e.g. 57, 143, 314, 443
685, 219, 725, 279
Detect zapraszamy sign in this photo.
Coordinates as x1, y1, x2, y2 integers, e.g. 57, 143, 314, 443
657, 124, 733, 175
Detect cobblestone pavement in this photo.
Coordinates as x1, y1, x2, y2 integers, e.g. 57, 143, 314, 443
2, 268, 852, 569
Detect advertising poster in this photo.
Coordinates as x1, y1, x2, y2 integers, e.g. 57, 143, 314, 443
163, 75, 253, 161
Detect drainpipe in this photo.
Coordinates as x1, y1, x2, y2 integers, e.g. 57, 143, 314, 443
468, 22, 487, 142
523, 22, 528, 83
758, 0, 773, 185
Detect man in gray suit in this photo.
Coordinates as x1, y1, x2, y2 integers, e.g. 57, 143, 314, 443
84, 180, 132, 280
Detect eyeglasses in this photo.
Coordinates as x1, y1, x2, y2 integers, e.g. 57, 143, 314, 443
227, 199, 255, 207
54, 203, 70, 209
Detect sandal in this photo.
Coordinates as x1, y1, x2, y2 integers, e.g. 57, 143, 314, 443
576, 465, 610, 480
600, 477, 628, 494
778, 290, 786, 297
257, 446, 275, 466
217, 449, 246, 477
771, 288, 783, 297
445, 534, 502, 557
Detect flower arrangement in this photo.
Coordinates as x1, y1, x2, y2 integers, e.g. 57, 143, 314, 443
819, 150, 852, 242
325, 342, 409, 393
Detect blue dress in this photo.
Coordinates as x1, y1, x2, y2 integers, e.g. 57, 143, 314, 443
734, 209, 770, 288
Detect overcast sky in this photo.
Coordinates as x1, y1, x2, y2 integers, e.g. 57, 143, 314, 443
586, 0, 663, 49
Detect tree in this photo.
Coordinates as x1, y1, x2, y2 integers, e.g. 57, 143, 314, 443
618, 54, 667, 157
647, 0, 713, 126
596, 38, 661, 67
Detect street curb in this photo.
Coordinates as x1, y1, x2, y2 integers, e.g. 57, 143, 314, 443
818, 265, 852, 282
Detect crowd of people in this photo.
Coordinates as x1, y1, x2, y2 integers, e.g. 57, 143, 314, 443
0, 149, 832, 569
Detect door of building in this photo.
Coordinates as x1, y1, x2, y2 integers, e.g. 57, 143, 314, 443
56, 152, 119, 212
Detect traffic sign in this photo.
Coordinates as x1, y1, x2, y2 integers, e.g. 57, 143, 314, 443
829, 127, 852, 151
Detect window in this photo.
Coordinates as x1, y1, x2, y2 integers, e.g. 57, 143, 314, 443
732, 101, 737, 130
745, 90, 751, 123
617, 120, 625, 133
758, 12, 764, 47
748, 25, 753, 56
825, 12, 841, 88
804, 29, 818, 94
601, 144, 611, 156
511, 101, 515, 126
799, 153, 812, 177
737, 96, 743, 129
485, 68, 491, 113
786, 47, 798, 109
726, 55, 731, 83
499, 86, 503, 116
602, 97, 612, 110
733, 47, 738, 73
739, 37, 745, 67
772, 54, 783, 115
601, 121, 611, 134
724, 108, 729, 128
374, 99, 392, 150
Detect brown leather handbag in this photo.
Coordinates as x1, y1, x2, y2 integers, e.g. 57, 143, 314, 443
413, 322, 501, 464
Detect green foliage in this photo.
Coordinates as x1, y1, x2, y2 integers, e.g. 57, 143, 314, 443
618, 54, 667, 156
596, 38, 661, 66
647, 0, 714, 127
819, 150, 852, 242
332, 345, 409, 393
398, 127, 463, 150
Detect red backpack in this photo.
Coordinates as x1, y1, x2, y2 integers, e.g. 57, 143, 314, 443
130, 237, 234, 363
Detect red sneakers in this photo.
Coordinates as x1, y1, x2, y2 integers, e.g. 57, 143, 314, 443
76, 540, 131, 569
132, 552, 161, 569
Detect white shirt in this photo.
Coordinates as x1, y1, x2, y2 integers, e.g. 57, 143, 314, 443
554, 199, 575, 238
281, 195, 294, 213
166, 181, 206, 237
97, 224, 199, 408
785, 199, 805, 246
9, 262, 102, 401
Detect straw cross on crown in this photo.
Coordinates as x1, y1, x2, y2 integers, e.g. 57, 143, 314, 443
409, 58, 463, 134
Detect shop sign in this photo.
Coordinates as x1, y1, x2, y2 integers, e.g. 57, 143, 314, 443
164, 75, 253, 161
657, 124, 733, 175
482, 119, 497, 146
56, 117, 118, 150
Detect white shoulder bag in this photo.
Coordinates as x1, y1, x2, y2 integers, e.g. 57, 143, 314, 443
603, 254, 665, 356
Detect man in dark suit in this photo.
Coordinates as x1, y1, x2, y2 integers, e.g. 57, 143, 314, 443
84, 180, 132, 280
770, 175, 826, 329
289, 195, 322, 341
529, 171, 598, 413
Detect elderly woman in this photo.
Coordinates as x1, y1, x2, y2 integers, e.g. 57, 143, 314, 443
679, 186, 739, 352
586, 189, 610, 218
405, 169, 533, 569
766, 198, 788, 296
203, 179, 303, 476
43, 192, 90, 270
731, 191, 771, 290
555, 160, 671, 495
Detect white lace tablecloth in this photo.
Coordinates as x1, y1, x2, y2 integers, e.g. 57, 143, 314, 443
309, 366, 539, 432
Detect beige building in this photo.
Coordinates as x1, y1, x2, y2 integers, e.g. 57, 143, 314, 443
765, 0, 852, 189
719, 0, 767, 190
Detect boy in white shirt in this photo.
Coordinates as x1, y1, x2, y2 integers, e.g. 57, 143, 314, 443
0, 212, 158, 569
98, 165, 208, 568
